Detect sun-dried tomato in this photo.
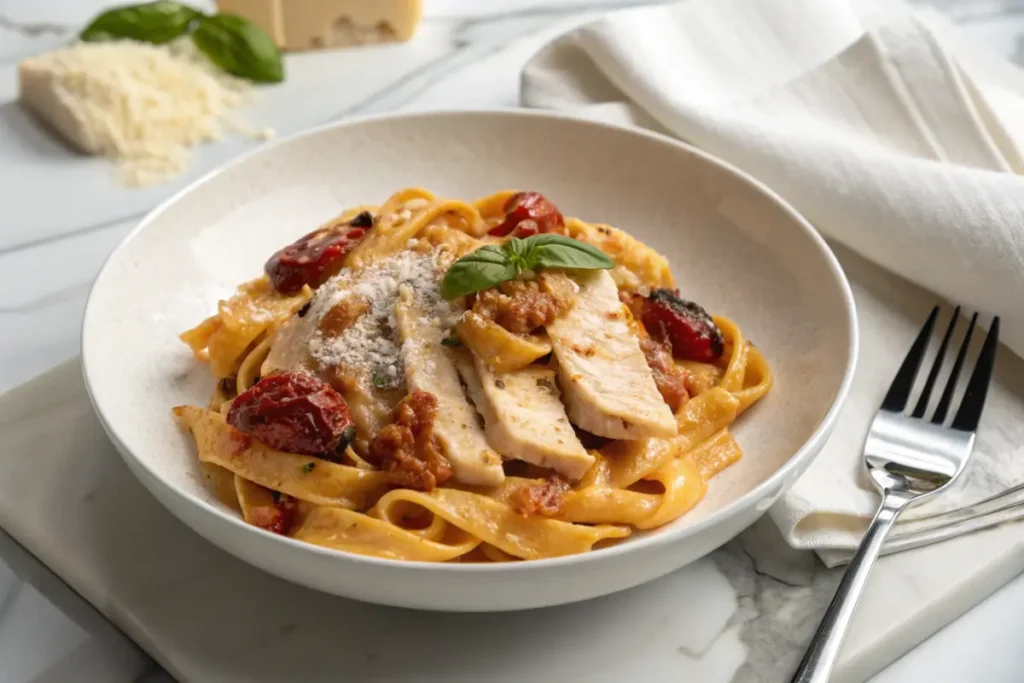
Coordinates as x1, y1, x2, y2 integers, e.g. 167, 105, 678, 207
640, 289, 724, 363
488, 192, 566, 238
639, 336, 690, 412
366, 391, 452, 491
264, 212, 372, 294
511, 476, 570, 517
472, 274, 574, 335
248, 495, 297, 535
227, 372, 354, 455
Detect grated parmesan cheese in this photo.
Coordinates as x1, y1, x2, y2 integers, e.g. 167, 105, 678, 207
306, 251, 458, 388
17, 39, 273, 187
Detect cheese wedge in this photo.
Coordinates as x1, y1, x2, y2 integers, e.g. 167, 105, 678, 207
547, 270, 677, 440
216, 0, 422, 50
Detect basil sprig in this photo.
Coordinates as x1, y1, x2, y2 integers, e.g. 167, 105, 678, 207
78, 3, 284, 84
80, 1, 200, 44
192, 14, 284, 84
440, 234, 615, 300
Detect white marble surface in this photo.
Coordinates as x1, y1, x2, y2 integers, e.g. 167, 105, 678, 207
0, 0, 1023, 681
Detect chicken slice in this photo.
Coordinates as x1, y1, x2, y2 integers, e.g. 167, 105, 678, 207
547, 269, 677, 440
456, 351, 594, 481
394, 288, 504, 487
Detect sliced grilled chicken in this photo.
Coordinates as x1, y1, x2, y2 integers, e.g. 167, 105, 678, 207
456, 351, 594, 481
394, 288, 505, 487
547, 269, 677, 440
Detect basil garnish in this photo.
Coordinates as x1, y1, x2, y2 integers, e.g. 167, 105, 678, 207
192, 14, 284, 83
441, 246, 517, 301
440, 234, 615, 300
520, 234, 619, 270
79, 3, 284, 84
80, 1, 201, 44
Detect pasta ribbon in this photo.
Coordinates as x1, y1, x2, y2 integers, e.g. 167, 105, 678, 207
179, 277, 311, 377
716, 316, 748, 393
471, 190, 519, 230
734, 345, 773, 414
634, 454, 706, 530
294, 506, 480, 562
605, 387, 740, 488
455, 312, 552, 373
374, 488, 630, 560
560, 487, 662, 526
174, 406, 388, 509
234, 475, 283, 525
347, 189, 487, 267
679, 360, 724, 396
689, 430, 743, 481
236, 336, 271, 393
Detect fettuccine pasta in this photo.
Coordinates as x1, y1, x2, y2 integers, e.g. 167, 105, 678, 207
175, 188, 772, 562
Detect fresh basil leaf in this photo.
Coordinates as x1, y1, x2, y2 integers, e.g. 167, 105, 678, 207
192, 13, 284, 83
440, 245, 516, 300
439, 235, 614, 300
523, 234, 616, 271
501, 237, 530, 272
80, 1, 201, 43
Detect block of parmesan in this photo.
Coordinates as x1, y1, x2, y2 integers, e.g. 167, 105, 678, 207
216, 0, 422, 50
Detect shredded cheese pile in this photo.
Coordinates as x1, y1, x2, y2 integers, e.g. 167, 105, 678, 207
308, 251, 457, 386
18, 39, 273, 186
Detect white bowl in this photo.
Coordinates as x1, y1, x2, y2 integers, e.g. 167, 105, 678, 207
82, 110, 856, 611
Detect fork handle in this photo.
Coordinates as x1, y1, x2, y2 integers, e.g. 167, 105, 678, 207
790, 492, 912, 683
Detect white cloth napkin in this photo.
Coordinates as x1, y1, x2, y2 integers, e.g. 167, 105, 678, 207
520, 0, 1024, 564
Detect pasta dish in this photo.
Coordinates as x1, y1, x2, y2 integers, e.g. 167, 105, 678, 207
175, 188, 772, 562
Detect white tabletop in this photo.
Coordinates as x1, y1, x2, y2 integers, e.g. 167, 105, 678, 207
0, 1, 1022, 681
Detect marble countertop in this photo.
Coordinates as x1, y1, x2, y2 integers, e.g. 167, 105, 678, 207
1, 0, 1023, 681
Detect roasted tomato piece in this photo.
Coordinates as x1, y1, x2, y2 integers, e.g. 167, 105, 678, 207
248, 495, 297, 535
639, 336, 690, 412
640, 289, 724, 363
227, 371, 354, 455
366, 391, 452, 492
264, 211, 372, 294
511, 476, 570, 517
488, 192, 566, 238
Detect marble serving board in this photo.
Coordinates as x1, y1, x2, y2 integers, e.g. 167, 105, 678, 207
0, 243, 1021, 683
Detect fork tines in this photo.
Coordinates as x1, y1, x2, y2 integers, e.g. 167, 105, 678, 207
881, 306, 1000, 431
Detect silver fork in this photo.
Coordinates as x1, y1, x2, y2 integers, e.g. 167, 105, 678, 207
791, 306, 1001, 683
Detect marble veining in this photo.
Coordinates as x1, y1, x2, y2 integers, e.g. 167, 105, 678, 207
717, 520, 845, 683
1, 0, 1024, 681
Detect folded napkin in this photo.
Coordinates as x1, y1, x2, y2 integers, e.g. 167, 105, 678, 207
520, 0, 1024, 564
